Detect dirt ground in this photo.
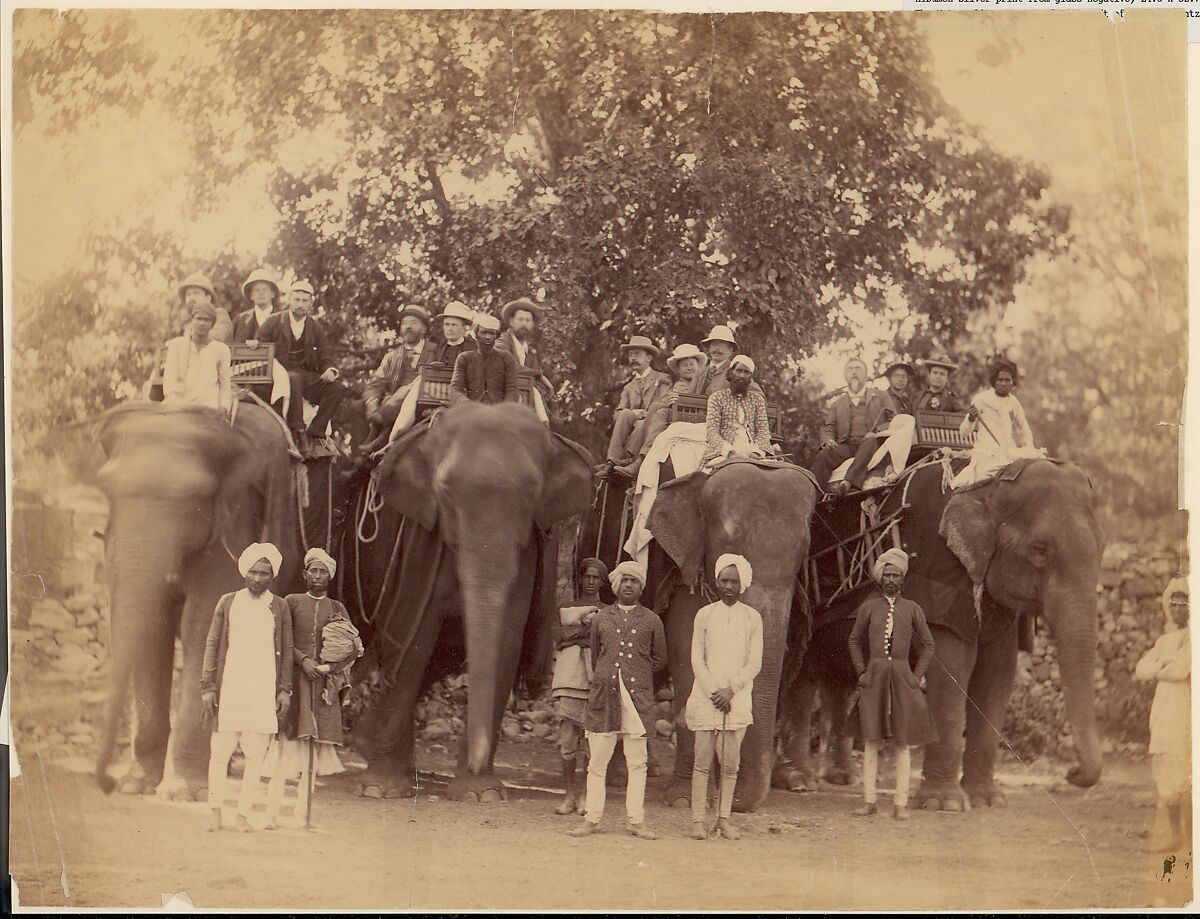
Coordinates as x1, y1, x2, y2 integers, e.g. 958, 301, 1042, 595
9, 728, 1193, 911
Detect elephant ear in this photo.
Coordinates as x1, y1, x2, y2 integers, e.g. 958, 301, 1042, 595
537, 435, 595, 531
647, 472, 707, 588
939, 486, 996, 597
377, 425, 438, 531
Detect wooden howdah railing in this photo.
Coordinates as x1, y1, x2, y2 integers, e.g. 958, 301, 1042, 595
145, 342, 275, 401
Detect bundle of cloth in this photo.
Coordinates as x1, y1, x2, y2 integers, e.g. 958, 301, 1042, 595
623, 420, 709, 568
319, 618, 364, 705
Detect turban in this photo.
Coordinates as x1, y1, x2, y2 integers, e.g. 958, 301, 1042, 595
578, 557, 610, 580
474, 313, 501, 332
304, 547, 337, 578
238, 542, 282, 578
1162, 576, 1189, 631
872, 548, 909, 583
609, 560, 647, 593
190, 302, 218, 322
730, 354, 755, 374
714, 554, 753, 593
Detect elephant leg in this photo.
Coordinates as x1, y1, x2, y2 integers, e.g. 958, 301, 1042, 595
362, 609, 445, 800
772, 668, 818, 793
962, 615, 1020, 808
821, 679, 854, 786
914, 625, 977, 812
121, 595, 182, 795
663, 598, 700, 809
160, 589, 220, 801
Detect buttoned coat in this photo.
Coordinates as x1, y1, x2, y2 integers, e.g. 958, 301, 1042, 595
618, 369, 672, 412
254, 312, 337, 376
819, 388, 890, 444
913, 387, 964, 413
585, 604, 668, 734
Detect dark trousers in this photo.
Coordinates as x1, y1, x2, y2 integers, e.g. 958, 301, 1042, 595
844, 435, 887, 489
809, 441, 860, 489
286, 370, 346, 435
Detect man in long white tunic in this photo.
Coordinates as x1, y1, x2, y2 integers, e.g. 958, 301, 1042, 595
953, 359, 1041, 488
201, 543, 293, 832
1135, 577, 1191, 853
686, 554, 763, 840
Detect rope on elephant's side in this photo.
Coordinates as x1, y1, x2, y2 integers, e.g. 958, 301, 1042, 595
356, 470, 387, 544
352, 495, 406, 628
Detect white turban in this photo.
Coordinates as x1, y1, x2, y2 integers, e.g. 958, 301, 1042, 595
238, 542, 282, 578
1162, 576, 1189, 631
872, 548, 909, 583
304, 547, 337, 578
714, 554, 753, 593
474, 313, 501, 332
609, 560, 647, 593
730, 354, 755, 374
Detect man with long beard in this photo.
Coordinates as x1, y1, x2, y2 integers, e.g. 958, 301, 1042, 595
698, 355, 775, 471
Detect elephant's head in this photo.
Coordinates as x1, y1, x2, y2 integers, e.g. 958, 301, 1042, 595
941, 460, 1105, 786
376, 403, 594, 773
649, 462, 818, 810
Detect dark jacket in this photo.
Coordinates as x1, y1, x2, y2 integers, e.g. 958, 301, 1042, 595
585, 603, 668, 734
913, 387, 964, 413
254, 312, 337, 375
430, 337, 476, 367
231, 307, 282, 344
871, 388, 910, 433
694, 361, 764, 399
848, 596, 935, 680
200, 590, 294, 734
449, 347, 521, 404
820, 389, 890, 444
363, 339, 437, 406
496, 329, 552, 401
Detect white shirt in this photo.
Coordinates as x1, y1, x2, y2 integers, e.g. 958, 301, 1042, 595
162, 335, 232, 411
218, 589, 279, 734
289, 313, 307, 341
511, 335, 529, 366
253, 305, 273, 329
632, 367, 651, 380
961, 388, 1034, 458
686, 599, 763, 731
1137, 628, 1191, 755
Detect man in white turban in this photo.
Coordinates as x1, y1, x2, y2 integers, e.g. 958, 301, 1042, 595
699, 355, 777, 470
684, 554, 763, 839
872, 547, 909, 585
571, 558, 667, 840
1135, 576, 1191, 853
303, 547, 337, 579
201, 542, 292, 832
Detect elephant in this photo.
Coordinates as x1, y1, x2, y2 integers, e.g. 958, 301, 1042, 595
641, 459, 819, 812
779, 458, 1104, 810
343, 401, 594, 802
92, 401, 310, 798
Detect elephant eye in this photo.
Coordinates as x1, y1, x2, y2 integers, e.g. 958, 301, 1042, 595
1029, 541, 1052, 564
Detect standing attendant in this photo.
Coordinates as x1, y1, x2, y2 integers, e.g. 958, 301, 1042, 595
687, 554, 763, 841
200, 543, 293, 832
265, 548, 362, 828
162, 301, 233, 416
570, 561, 667, 840
848, 548, 935, 820
551, 557, 608, 816
1135, 577, 1192, 853
254, 280, 345, 458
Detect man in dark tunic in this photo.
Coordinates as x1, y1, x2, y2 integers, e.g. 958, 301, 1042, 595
570, 561, 667, 840
913, 354, 964, 413
449, 313, 521, 405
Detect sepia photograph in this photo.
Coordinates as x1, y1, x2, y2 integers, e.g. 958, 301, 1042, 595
4, 3, 1192, 911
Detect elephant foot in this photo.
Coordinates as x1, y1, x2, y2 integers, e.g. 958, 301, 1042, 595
731, 784, 766, 814
446, 773, 508, 803
772, 762, 816, 793
822, 767, 853, 786
156, 774, 206, 803
117, 762, 162, 796
360, 777, 417, 799
663, 780, 692, 809
964, 784, 1008, 808
914, 780, 972, 813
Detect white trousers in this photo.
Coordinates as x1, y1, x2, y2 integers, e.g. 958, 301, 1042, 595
583, 732, 648, 825
208, 730, 285, 816
862, 740, 911, 806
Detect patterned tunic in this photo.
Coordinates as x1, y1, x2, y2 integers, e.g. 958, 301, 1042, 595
700, 388, 772, 467
584, 604, 668, 735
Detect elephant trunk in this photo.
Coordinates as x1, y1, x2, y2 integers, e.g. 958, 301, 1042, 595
733, 580, 793, 812
95, 504, 190, 793
1044, 578, 1103, 787
456, 525, 525, 776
